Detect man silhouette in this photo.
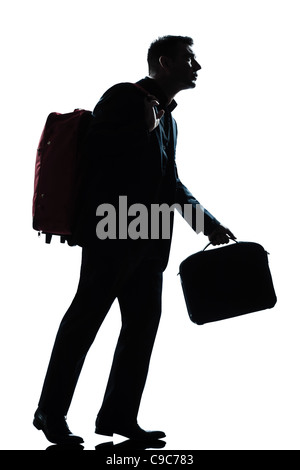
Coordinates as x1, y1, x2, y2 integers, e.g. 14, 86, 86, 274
33, 35, 235, 445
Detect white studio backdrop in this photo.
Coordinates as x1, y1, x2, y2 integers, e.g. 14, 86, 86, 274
0, 0, 299, 450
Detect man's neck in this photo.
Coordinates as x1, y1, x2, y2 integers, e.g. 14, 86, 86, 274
148, 75, 178, 106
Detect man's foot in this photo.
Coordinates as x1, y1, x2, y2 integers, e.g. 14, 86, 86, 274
95, 420, 166, 441
33, 408, 84, 445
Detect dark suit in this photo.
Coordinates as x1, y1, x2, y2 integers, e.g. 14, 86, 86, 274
37, 78, 220, 426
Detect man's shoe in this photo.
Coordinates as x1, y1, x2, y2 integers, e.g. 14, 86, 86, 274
33, 408, 84, 445
95, 421, 166, 441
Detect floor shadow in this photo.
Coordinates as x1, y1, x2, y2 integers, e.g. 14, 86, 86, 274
45, 439, 166, 451
46, 444, 85, 451
95, 439, 166, 451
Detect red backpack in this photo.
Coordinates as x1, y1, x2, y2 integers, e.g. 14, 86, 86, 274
32, 84, 149, 245
32, 108, 92, 244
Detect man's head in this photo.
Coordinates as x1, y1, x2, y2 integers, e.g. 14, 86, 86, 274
147, 35, 201, 92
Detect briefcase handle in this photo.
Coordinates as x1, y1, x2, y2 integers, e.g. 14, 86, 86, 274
203, 237, 238, 252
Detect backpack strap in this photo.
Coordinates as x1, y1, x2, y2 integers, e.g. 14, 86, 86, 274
132, 83, 150, 95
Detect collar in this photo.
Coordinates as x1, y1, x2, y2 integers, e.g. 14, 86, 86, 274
136, 77, 177, 113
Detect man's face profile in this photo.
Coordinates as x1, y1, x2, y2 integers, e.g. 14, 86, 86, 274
167, 43, 201, 90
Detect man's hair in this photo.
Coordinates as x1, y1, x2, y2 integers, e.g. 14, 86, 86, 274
147, 35, 194, 74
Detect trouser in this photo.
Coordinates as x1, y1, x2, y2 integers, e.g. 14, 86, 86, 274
38, 246, 163, 426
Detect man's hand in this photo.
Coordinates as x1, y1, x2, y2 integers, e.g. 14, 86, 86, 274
144, 95, 165, 132
208, 225, 236, 246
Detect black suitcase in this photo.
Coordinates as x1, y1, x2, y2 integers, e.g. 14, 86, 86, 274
179, 241, 277, 325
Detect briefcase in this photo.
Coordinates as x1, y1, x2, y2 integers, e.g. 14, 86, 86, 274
179, 241, 277, 325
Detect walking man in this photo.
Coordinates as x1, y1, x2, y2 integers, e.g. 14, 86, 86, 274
33, 35, 235, 445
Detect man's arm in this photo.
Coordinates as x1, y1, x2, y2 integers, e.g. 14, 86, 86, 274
174, 165, 236, 245
141, 90, 237, 245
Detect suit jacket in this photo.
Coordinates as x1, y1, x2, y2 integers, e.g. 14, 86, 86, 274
74, 77, 220, 271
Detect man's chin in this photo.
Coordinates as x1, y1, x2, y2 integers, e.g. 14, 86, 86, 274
181, 81, 197, 90
187, 80, 197, 89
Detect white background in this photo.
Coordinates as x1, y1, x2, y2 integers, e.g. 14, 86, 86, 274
0, 0, 299, 450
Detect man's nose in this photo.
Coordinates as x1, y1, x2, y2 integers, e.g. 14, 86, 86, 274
194, 60, 201, 71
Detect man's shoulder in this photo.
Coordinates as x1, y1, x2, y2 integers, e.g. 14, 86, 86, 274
101, 81, 146, 100
93, 81, 146, 116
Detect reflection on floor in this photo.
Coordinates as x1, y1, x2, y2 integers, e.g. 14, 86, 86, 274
45, 438, 167, 452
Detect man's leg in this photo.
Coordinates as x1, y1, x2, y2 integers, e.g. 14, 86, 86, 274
36, 248, 130, 426
96, 260, 163, 437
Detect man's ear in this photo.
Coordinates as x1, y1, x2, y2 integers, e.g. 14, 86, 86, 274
158, 55, 172, 72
